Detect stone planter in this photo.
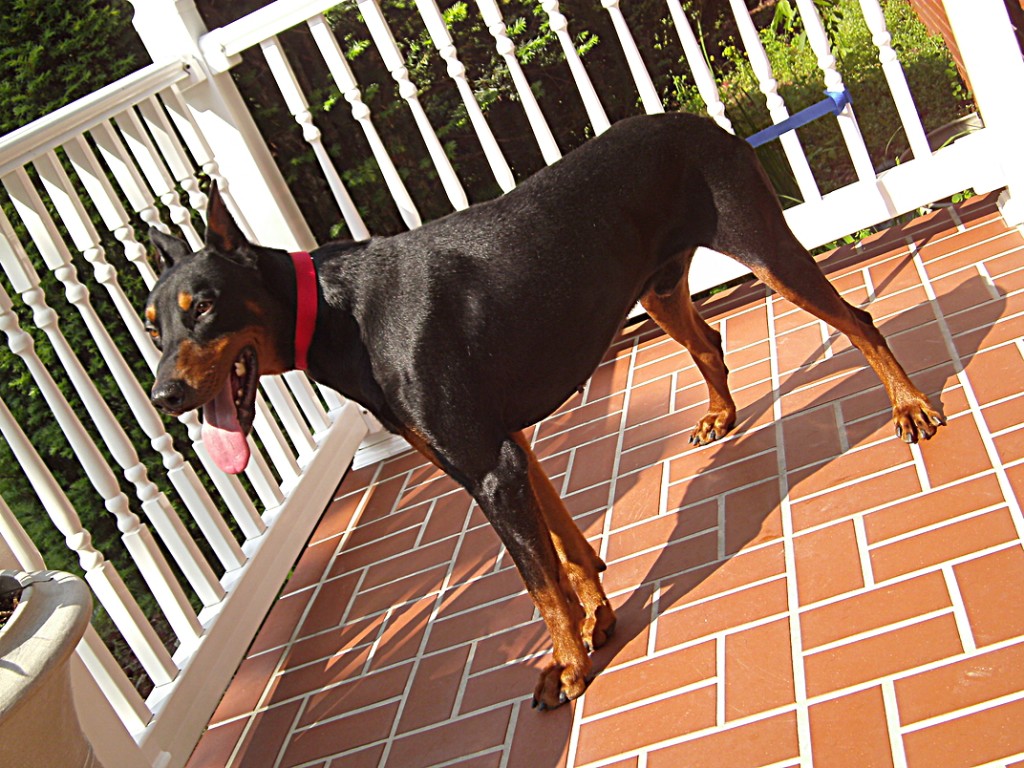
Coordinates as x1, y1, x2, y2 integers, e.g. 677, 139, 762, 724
0, 570, 103, 768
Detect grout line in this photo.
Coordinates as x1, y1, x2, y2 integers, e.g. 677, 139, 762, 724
943, 565, 977, 654
853, 514, 875, 588
910, 240, 1024, 543
717, 496, 726, 561
647, 582, 661, 656
716, 634, 727, 726
765, 287, 813, 766
909, 441, 931, 493
819, 319, 834, 360
881, 679, 910, 768
450, 639, 476, 717
579, 677, 719, 725
497, 700, 519, 768
976, 262, 1002, 301
862, 265, 877, 303
948, 205, 966, 232
833, 402, 850, 454
803, 608, 954, 656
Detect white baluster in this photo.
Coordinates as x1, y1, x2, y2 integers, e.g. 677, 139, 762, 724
667, 0, 734, 132
539, 0, 611, 134
77, 626, 152, 733
475, 0, 562, 164
0, 493, 46, 571
2, 171, 248, 574
0, 270, 215, 639
599, 0, 664, 115
413, 0, 517, 190
858, 0, 931, 161
284, 369, 330, 434
357, 0, 470, 210
114, 107, 203, 247
261, 371, 317, 465
728, 0, 821, 202
791, 0, 875, 181
137, 95, 209, 213
90, 120, 168, 236
63, 135, 157, 289
308, 15, 424, 226
0, 394, 178, 686
260, 35, 371, 241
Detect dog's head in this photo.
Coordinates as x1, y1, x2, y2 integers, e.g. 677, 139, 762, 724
144, 184, 291, 474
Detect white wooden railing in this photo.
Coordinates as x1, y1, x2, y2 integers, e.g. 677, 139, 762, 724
0, 0, 1023, 766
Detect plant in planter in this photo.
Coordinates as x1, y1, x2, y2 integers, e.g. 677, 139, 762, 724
0, 569, 104, 768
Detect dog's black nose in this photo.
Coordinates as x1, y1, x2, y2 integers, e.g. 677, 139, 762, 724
151, 379, 190, 414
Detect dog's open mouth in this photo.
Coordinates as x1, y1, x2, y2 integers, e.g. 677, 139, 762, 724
202, 347, 258, 475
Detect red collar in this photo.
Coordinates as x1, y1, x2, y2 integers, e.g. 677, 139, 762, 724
290, 251, 317, 371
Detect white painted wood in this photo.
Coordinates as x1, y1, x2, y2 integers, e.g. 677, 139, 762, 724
727, 0, 821, 202
137, 96, 208, 214
792, 0, 876, 182
667, 0, 734, 133
599, 0, 664, 115
539, 0, 610, 134
415, 0, 517, 190
475, 0, 562, 164
0, 394, 177, 686
857, 0, 930, 161
307, 14, 423, 227
357, 0, 469, 210
261, 35, 370, 240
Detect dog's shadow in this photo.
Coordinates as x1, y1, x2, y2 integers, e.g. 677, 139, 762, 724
485, 263, 1007, 756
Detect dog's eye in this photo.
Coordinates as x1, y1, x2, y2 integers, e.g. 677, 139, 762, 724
194, 300, 213, 317
146, 326, 161, 348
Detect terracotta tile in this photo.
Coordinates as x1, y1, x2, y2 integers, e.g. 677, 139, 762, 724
646, 711, 799, 768
274, 644, 372, 702
808, 686, 894, 768
418, 491, 472, 545
468, 620, 551, 675
896, 641, 1024, 726
323, 744, 386, 768
505, 699, 574, 768
587, 355, 633, 402
535, 412, 623, 457
793, 521, 865, 605
353, 474, 408, 525
666, 424, 777, 484
954, 545, 1024, 647
724, 478, 783, 554
602, 530, 718, 594
583, 640, 716, 717
282, 701, 398, 767
348, 563, 449, 626
285, 615, 380, 670
655, 578, 790, 650
329, 528, 421, 578
344, 503, 426, 550
777, 323, 830, 375
250, 590, 312, 656
210, 646, 283, 724
312, 489, 368, 544
396, 473, 461, 511
783, 405, 843, 470
789, 439, 913, 500
384, 706, 512, 768
724, 618, 795, 719
965, 344, 1024, 406
801, 571, 952, 651
575, 684, 717, 765
367, 596, 436, 671
299, 663, 411, 728
360, 536, 457, 591
870, 509, 1019, 582
186, 719, 246, 768
460, 658, 539, 713
426, 593, 536, 654
919, 414, 992, 487
234, 701, 301, 767
624, 375, 673, 428
725, 303, 769, 351
723, 339, 770, 371
605, 502, 717, 562
298, 573, 362, 635
438, 568, 525, 618
667, 451, 780, 507
565, 434, 621, 493
863, 474, 1004, 544
791, 465, 922, 531
657, 542, 787, 614
995, 426, 1024, 464
282, 537, 337, 596
804, 614, 962, 697
903, 697, 1024, 768
398, 646, 471, 733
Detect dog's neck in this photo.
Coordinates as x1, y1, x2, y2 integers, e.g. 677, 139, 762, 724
289, 250, 318, 371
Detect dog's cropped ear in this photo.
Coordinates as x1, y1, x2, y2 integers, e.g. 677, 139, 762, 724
150, 228, 192, 273
204, 182, 249, 254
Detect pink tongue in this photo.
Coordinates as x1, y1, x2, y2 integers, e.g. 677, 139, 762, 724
202, 377, 251, 474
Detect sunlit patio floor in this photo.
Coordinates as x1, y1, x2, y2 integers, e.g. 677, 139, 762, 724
187, 191, 1024, 768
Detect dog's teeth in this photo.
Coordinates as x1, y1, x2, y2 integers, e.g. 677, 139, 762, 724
234, 360, 246, 377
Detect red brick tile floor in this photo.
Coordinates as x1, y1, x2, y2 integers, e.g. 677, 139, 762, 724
188, 192, 1024, 768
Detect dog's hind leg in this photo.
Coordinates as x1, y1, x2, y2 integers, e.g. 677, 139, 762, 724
512, 432, 616, 652
716, 227, 944, 442
641, 260, 737, 445
466, 435, 592, 709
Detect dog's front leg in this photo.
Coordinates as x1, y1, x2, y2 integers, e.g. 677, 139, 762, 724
471, 436, 592, 710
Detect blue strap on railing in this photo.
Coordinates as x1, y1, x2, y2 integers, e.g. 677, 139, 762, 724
745, 89, 852, 148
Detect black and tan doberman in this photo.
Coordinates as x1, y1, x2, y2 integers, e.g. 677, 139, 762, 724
144, 112, 944, 709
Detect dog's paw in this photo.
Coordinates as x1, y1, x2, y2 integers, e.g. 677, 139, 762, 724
689, 408, 736, 446
581, 603, 617, 652
892, 398, 945, 444
531, 660, 589, 711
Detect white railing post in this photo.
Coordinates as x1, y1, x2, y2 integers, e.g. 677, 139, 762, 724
539, 0, 611, 134
943, 0, 1024, 225
667, 0, 734, 133
128, 0, 316, 251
